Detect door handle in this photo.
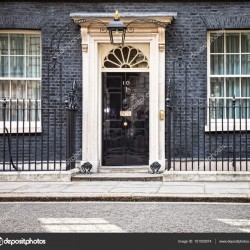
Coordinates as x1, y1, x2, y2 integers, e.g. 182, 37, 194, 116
159, 110, 165, 120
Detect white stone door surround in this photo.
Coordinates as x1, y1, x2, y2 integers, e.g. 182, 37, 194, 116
70, 12, 177, 172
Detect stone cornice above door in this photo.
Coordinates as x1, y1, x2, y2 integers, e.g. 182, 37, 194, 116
71, 12, 177, 53
70, 12, 177, 33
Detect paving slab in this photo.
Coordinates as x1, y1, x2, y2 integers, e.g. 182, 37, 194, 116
162, 182, 205, 186
116, 182, 162, 187
62, 186, 115, 193
206, 188, 250, 194
110, 187, 160, 193
0, 182, 32, 193
0, 181, 249, 202
205, 182, 250, 188
158, 185, 205, 194
12, 184, 72, 193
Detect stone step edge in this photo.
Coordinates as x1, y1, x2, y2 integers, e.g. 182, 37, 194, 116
72, 176, 162, 182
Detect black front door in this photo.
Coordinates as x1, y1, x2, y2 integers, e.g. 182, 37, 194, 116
102, 72, 149, 166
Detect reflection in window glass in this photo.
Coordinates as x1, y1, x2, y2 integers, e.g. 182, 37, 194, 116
241, 55, 250, 75
210, 55, 224, 75
210, 33, 224, 53
226, 55, 240, 75
241, 33, 250, 53
226, 33, 240, 53
10, 56, 25, 77
0, 34, 8, 55
10, 34, 24, 55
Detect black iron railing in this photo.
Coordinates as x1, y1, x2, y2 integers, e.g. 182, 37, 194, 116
1, 97, 249, 172
166, 98, 250, 171
0, 98, 78, 171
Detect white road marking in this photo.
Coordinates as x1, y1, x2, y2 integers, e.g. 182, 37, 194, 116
217, 219, 250, 233
38, 218, 126, 233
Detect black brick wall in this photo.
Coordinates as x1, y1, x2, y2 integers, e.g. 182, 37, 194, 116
0, 0, 250, 168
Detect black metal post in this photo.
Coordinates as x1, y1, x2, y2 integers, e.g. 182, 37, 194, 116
166, 85, 172, 171
2, 98, 6, 171
65, 81, 78, 170
232, 95, 236, 170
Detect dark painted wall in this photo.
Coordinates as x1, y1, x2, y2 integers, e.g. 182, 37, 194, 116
0, 1, 250, 168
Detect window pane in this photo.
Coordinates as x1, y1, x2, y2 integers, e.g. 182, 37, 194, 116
226, 99, 241, 119
10, 34, 24, 55
8, 101, 24, 122
0, 56, 9, 77
26, 35, 41, 55
226, 78, 240, 97
10, 101, 17, 121
27, 80, 40, 99
241, 79, 250, 118
210, 77, 224, 97
241, 78, 250, 97
26, 56, 40, 77
241, 55, 250, 75
209, 99, 224, 119
11, 80, 26, 99
0, 101, 9, 121
226, 55, 240, 75
240, 99, 250, 119
210, 32, 224, 53
27, 101, 41, 121
241, 33, 250, 53
9, 100, 24, 121
0, 80, 10, 99
226, 33, 240, 53
0, 34, 8, 55
10, 56, 24, 77
210, 55, 224, 75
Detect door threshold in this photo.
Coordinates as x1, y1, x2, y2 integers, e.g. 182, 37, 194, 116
99, 165, 149, 173
101, 165, 148, 168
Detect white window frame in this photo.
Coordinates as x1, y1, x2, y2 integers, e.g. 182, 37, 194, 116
206, 30, 250, 131
0, 30, 42, 133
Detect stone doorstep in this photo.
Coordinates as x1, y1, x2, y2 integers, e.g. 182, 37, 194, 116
0, 168, 79, 182
72, 173, 163, 182
163, 171, 250, 182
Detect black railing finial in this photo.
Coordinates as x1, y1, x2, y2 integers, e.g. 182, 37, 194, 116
65, 81, 78, 110
2, 97, 7, 109
232, 94, 236, 107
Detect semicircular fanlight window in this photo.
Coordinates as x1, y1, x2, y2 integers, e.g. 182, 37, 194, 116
103, 46, 149, 69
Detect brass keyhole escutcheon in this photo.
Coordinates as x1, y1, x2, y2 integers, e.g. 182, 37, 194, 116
124, 122, 128, 127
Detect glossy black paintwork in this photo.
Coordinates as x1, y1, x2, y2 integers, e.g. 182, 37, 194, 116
102, 72, 149, 166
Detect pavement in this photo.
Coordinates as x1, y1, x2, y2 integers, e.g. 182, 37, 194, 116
0, 181, 250, 202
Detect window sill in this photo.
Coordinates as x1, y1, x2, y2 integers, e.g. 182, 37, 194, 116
0, 122, 42, 134
205, 121, 250, 132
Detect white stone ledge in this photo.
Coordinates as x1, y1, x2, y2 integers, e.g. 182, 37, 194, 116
0, 168, 80, 182
70, 12, 177, 19
163, 171, 250, 182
